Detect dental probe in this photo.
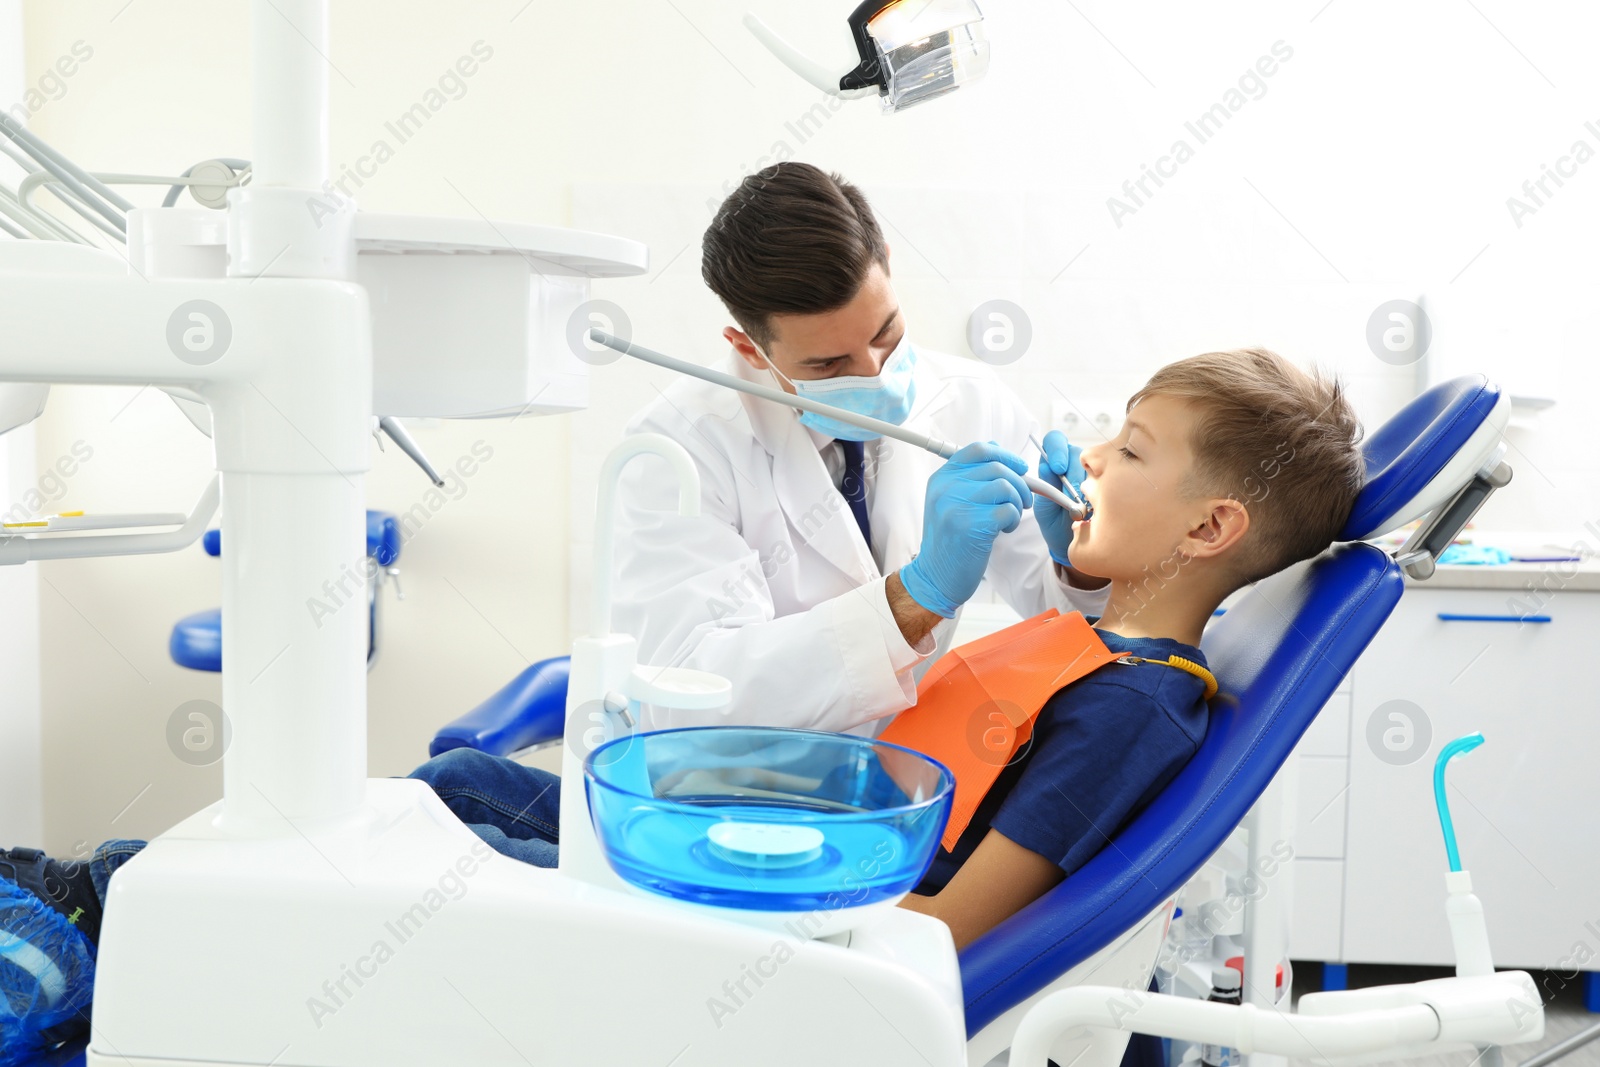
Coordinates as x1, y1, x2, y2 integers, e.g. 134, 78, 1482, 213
1028, 432, 1085, 507
589, 329, 1087, 520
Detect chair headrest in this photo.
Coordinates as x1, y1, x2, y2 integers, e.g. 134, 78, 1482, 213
1341, 375, 1505, 541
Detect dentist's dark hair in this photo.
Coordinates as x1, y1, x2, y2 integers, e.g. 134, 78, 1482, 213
701, 162, 889, 348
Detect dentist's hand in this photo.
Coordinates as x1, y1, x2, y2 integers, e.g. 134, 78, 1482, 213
899, 442, 1033, 618
1036, 430, 1086, 567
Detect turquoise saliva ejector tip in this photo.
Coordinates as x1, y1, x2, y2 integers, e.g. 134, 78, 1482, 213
1433, 732, 1485, 873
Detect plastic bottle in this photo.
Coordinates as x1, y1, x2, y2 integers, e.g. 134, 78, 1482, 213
1200, 967, 1241, 1067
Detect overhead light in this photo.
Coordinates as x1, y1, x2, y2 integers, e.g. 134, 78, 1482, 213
745, 0, 989, 114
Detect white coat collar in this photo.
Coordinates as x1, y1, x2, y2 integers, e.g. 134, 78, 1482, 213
728, 344, 961, 587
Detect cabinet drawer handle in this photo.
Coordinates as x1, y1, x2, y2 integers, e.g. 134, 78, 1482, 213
1436, 612, 1551, 623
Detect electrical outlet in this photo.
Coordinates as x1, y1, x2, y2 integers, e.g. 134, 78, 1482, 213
1048, 399, 1082, 438
1049, 398, 1118, 442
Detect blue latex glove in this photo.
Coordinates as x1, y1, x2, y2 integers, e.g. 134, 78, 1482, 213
1036, 429, 1086, 567
900, 442, 1033, 618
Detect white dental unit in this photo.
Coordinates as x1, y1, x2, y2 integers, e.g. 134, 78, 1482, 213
0, 1, 1557, 1065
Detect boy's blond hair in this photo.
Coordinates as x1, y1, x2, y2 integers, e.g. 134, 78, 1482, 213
1128, 347, 1365, 584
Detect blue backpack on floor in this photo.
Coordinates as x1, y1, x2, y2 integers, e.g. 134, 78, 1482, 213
0, 877, 96, 1064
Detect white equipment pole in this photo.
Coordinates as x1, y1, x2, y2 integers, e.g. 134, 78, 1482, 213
217, 0, 368, 827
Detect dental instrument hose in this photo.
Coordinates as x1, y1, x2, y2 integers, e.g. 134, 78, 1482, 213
588, 329, 1087, 519
1435, 732, 1502, 1067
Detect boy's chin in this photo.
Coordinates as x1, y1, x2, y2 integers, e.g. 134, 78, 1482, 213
1066, 542, 1136, 583
1064, 545, 1113, 580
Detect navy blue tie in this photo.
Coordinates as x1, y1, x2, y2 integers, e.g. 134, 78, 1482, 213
837, 439, 872, 549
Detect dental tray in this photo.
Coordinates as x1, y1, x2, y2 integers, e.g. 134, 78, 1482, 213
585, 727, 953, 926
1, 511, 187, 533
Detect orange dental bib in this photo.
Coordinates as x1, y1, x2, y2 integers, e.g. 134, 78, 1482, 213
878, 610, 1214, 852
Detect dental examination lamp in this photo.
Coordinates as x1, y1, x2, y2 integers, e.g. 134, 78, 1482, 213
745, 0, 990, 112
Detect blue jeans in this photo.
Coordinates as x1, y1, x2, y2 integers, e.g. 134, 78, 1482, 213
79, 748, 561, 907
88, 838, 146, 908
401, 747, 560, 868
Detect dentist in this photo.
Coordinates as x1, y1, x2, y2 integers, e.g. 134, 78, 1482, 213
610, 162, 1108, 735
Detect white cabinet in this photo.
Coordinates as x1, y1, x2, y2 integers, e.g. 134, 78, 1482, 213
1290, 581, 1600, 969
1291, 859, 1344, 960
1286, 678, 1351, 958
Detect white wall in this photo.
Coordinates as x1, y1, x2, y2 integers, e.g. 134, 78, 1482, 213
0, 0, 45, 849
13, 0, 1598, 854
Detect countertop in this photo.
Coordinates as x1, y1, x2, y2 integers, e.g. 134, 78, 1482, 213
1401, 557, 1600, 591
1371, 530, 1600, 591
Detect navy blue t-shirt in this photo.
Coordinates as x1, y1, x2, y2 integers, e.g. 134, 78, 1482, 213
916, 629, 1209, 893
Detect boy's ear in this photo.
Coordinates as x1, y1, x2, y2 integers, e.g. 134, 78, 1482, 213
1181, 496, 1250, 560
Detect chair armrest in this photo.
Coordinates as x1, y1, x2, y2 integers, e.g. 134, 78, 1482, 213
429, 655, 570, 758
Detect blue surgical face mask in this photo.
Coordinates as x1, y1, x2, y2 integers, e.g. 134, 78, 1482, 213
757, 334, 918, 442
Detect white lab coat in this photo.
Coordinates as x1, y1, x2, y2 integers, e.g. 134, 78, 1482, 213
610, 344, 1109, 736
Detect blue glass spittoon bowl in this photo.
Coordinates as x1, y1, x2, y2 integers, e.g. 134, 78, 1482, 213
584, 726, 955, 936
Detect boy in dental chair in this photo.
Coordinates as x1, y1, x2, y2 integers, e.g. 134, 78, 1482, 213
0, 348, 1362, 1059
893, 348, 1363, 949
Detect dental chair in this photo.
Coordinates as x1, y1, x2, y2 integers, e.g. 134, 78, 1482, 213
429, 654, 569, 759
167, 509, 402, 672
427, 374, 1528, 1064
